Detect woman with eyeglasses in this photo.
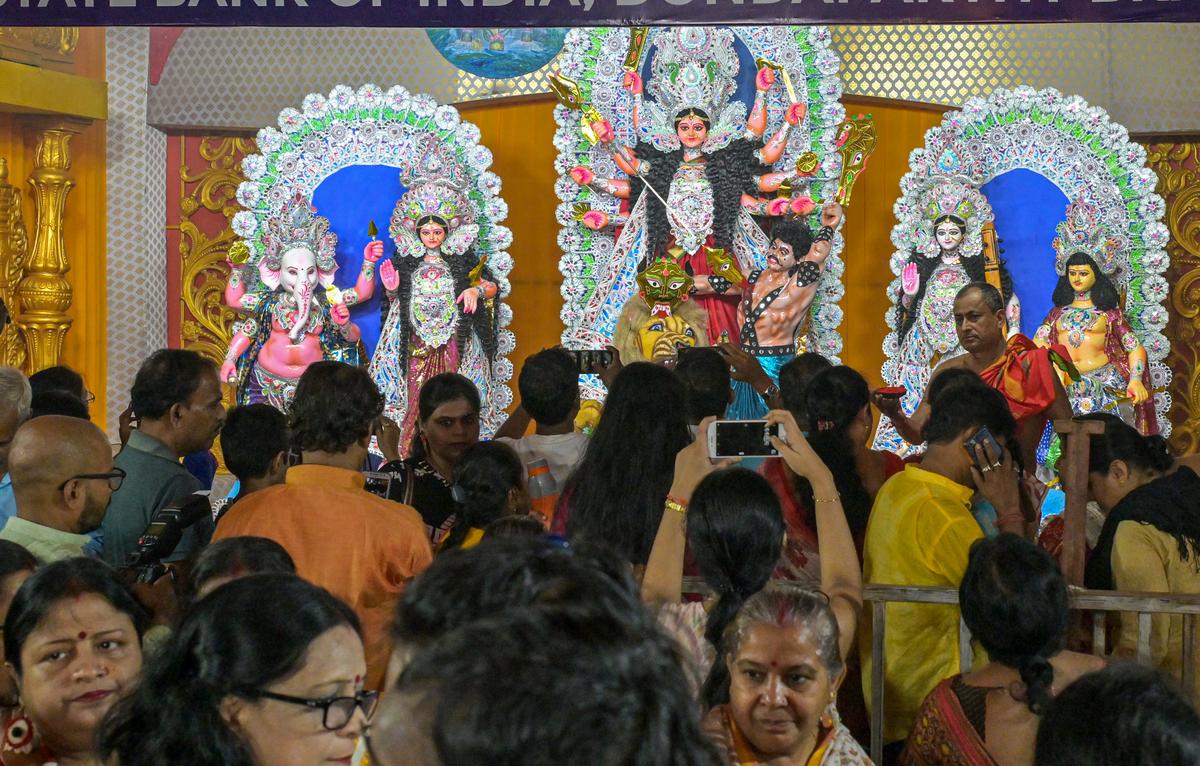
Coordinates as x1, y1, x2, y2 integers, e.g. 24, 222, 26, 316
2, 557, 147, 766
100, 573, 376, 766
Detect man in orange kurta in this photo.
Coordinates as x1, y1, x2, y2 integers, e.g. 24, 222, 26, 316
213, 362, 433, 690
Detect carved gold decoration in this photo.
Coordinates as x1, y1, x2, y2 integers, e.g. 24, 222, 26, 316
1144, 141, 1200, 455
16, 120, 87, 374
179, 136, 256, 367
0, 158, 28, 372
0, 27, 79, 71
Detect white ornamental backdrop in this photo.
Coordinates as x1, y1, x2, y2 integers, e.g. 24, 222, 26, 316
877, 86, 1171, 453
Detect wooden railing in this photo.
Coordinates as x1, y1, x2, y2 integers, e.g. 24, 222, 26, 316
864, 584, 1200, 764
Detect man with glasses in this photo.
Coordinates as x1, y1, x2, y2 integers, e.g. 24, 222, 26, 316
0, 416, 121, 562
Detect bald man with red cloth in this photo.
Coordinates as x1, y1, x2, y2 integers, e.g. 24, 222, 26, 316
876, 283, 1073, 526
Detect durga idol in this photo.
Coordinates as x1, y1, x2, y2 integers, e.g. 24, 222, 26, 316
567, 26, 813, 345
221, 193, 379, 407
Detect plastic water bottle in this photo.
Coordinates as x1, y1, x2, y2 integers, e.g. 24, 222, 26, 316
527, 459, 558, 530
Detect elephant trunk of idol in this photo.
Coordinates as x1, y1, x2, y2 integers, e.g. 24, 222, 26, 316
289, 280, 313, 343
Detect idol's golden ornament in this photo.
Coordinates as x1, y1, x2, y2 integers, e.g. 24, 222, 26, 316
16, 120, 88, 373
0, 158, 28, 371
1144, 141, 1200, 454
834, 113, 877, 207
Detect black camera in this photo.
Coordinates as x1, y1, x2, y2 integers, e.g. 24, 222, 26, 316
124, 492, 212, 584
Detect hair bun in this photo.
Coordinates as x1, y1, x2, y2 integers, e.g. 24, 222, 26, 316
1145, 435, 1174, 473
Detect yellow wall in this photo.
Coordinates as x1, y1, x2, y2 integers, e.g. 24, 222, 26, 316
462, 94, 948, 389
0, 28, 108, 427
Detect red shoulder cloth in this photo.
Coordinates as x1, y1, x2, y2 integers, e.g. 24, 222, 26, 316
978, 334, 1060, 422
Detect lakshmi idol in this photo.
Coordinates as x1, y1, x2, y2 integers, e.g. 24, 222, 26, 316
221, 193, 380, 407
567, 27, 811, 344
368, 177, 499, 456
1034, 200, 1156, 433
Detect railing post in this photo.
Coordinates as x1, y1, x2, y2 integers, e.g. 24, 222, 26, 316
1054, 418, 1105, 586
871, 599, 886, 765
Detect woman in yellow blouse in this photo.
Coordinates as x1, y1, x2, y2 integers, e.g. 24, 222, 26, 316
1081, 413, 1200, 698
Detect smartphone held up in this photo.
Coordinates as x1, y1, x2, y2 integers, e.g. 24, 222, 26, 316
707, 419, 786, 459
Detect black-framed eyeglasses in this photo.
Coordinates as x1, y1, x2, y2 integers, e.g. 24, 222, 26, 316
245, 689, 379, 730
57, 467, 126, 492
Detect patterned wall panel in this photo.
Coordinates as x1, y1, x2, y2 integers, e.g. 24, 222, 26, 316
1144, 141, 1200, 455
106, 27, 167, 439
145, 24, 1200, 134
170, 135, 253, 368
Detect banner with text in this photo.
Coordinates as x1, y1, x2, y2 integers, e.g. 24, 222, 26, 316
0, 0, 1194, 27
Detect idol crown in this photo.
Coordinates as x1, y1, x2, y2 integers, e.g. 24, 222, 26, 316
262, 192, 337, 272
1053, 199, 1118, 275
648, 27, 739, 123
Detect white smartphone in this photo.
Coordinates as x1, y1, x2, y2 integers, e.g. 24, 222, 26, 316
707, 419, 786, 459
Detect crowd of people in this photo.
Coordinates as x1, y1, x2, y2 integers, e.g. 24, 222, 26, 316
0, 280, 1193, 765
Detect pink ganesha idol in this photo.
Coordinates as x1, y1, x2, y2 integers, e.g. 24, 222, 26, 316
221, 192, 381, 407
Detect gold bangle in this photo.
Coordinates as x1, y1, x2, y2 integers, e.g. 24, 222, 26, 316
814, 494, 841, 504
664, 496, 689, 515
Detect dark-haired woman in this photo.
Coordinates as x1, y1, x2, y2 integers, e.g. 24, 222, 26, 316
765, 365, 904, 580
0, 541, 36, 723
379, 372, 482, 545
555, 362, 692, 566
1034, 663, 1200, 766
101, 574, 374, 766
643, 410, 861, 709
902, 535, 1104, 766
1034, 249, 1155, 433
440, 441, 529, 551
3, 558, 147, 766
1081, 413, 1200, 697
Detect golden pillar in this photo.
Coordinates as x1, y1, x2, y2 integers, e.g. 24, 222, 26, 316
16, 119, 87, 373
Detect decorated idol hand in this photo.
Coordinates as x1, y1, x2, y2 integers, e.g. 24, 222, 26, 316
1127, 378, 1150, 404
767, 198, 791, 217
902, 262, 920, 297
569, 165, 595, 186
791, 196, 817, 216
785, 102, 808, 126
820, 202, 844, 229
582, 210, 610, 231
589, 119, 615, 144
380, 259, 400, 291
755, 66, 776, 92
363, 240, 385, 263
623, 71, 643, 95
331, 303, 351, 326
457, 287, 480, 315
219, 360, 237, 385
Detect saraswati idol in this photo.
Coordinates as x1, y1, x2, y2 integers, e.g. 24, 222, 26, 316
221, 193, 379, 407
